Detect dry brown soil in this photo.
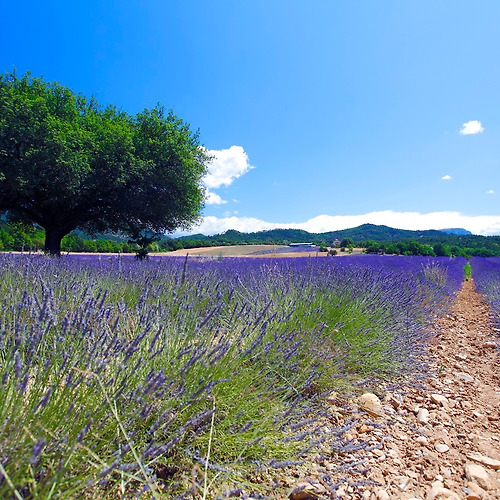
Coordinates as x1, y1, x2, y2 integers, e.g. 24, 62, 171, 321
285, 279, 500, 500
164, 245, 364, 258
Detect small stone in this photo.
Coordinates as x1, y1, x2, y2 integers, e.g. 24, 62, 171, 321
464, 462, 491, 490
325, 392, 338, 405
455, 353, 467, 360
427, 480, 460, 500
389, 394, 402, 408
466, 452, 500, 470
431, 394, 449, 406
463, 489, 481, 500
375, 489, 390, 500
417, 408, 430, 423
466, 481, 485, 499
416, 436, 428, 445
482, 341, 496, 348
440, 466, 452, 477
396, 476, 410, 491
435, 444, 450, 453
358, 393, 383, 417
454, 372, 474, 383
289, 480, 327, 500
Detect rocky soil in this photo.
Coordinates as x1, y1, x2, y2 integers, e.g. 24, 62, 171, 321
287, 279, 500, 500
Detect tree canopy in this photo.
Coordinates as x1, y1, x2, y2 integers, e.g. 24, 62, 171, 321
0, 71, 209, 254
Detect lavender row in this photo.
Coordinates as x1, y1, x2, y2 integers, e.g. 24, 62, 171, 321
470, 257, 500, 325
0, 253, 464, 497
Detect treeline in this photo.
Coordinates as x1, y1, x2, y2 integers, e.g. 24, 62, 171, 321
177, 227, 500, 257
0, 223, 125, 253
2, 222, 500, 257
360, 240, 497, 258
0, 222, 189, 253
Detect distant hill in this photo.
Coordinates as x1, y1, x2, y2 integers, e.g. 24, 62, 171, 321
439, 228, 472, 235
176, 224, 471, 245
172, 223, 500, 257
3, 220, 500, 257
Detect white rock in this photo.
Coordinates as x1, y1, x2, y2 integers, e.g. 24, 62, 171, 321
466, 481, 485, 499
435, 443, 450, 453
396, 476, 410, 491
464, 462, 491, 490
426, 480, 460, 500
431, 393, 449, 406
466, 452, 500, 470
376, 489, 390, 500
416, 436, 428, 445
358, 393, 383, 417
417, 408, 430, 423
454, 372, 474, 383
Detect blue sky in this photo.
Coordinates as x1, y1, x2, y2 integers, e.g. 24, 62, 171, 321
2, 1, 500, 235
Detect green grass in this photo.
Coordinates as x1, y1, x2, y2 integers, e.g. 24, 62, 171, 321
464, 261, 472, 280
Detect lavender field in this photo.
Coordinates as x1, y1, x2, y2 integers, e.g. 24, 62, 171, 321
0, 254, 466, 498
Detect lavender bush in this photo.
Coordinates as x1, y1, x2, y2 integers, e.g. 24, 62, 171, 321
470, 257, 500, 324
0, 254, 464, 498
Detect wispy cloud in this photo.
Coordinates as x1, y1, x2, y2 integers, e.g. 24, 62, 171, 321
487, 190, 495, 195
175, 210, 500, 237
459, 120, 484, 135
441, 174, 452, 180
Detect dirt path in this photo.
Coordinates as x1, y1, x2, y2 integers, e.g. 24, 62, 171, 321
288, 279, 500, 500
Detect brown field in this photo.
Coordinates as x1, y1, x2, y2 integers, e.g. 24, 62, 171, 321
163, 245, 364, 258
4, 246, 365, 258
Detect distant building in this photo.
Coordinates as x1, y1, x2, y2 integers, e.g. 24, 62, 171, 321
332, 239, 341, 247
289, 242, 315, 247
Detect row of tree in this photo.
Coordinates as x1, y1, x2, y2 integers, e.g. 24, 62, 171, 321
360, 240, 497, 257
2, 220, 499, 258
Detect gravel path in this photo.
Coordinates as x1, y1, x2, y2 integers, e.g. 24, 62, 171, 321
288, 279, 500, 500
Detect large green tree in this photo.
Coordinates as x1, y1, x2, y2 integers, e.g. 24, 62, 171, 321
0, 72, 209, 255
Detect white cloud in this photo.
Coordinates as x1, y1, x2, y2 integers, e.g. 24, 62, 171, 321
203, 145, 254, 189
459, 120, 484, 135
441, 175, 452, 180
205, 191, 227, 205
175, 210, 500, 237
487, 190, 495, 195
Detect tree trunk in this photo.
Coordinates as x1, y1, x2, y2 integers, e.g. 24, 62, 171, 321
44, 227, 65, 256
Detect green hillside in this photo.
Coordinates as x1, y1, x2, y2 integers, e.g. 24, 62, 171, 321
2, 221, 500, 257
